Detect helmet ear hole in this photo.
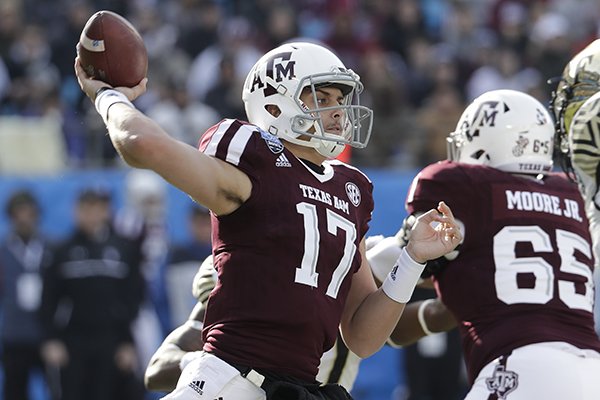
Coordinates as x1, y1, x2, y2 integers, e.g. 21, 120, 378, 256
265, 104, 281, 117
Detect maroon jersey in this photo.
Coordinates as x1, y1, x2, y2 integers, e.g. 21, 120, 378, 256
406, 160, 600, 383
197, 119, 373, 381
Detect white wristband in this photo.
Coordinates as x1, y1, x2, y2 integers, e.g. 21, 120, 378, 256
367, 236, 403, 282
94, 88, 134, 123
185, 319, 203, 331
417, 299, 435, 336
381, 248, 426, 303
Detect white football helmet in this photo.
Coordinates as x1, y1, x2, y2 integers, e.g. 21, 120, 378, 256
241, 42, 373, 159
447, 89, 554, 175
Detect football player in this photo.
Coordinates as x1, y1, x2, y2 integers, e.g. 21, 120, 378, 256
74, 41, 461, 400
145, 254, 363, 394
551, 38, 600, 331
144, 234, 404, 395
373, 89, 600, 399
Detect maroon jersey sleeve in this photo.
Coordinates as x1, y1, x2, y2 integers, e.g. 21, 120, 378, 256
196, 119, 374, 381
407, 161, 600, 383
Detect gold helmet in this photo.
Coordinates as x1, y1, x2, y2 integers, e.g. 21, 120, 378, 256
551, 39, 600, 176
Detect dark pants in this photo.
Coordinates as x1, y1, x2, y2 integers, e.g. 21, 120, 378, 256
404, 289, 468, 400
60, 333, 143, 400
404, 329, 467, 400
2, 342, 45, 400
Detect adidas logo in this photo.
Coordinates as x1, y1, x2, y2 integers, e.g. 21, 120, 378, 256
390, 265, 398, 281
275, 153, 292, 167
189, 380, 205, 395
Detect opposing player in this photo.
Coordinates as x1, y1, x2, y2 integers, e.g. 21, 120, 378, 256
384, 89, 600, 399
74, 41, 461, 399
551, 38, 600, 330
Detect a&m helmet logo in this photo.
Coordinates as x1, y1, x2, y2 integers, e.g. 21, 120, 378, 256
249, 51, 296, 97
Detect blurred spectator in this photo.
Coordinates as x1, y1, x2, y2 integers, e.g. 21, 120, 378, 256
0, 1, 22, 60
352, 47, 418, 168
204, 54, 246, 120
163, 205, 212, 329
40, 187, 145, 400
379, 0, 431, 62
114, 169, 171, 394
0, 56, 9, 102
186, 16, 261, 102
258, 4, 299, 50
489, 0, 529, 54
3, 23, 60, 116
49, 1, 94, 81
465, 45, 542, 101
415, 84, 465, 166
323, 6, 375, 72
173, 0, 221, 59
0, 190, 53, 400
145, 77, 220, 146
440, 2, 496, 73
402, 287, 468, 400
404, 36, 436, 107
527, 11, 573, 98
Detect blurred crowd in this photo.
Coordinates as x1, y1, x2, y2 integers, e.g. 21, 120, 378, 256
0, 171, 213, 400
1, 0, 599, 170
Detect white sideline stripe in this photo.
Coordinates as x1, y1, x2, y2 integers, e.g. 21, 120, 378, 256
79, 34, 105, 52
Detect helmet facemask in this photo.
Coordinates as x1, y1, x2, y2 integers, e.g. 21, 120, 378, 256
289, 72, 373, 158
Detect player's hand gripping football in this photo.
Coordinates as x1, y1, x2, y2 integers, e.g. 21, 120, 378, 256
74, 56, 147, 102
404, 201, 462, 264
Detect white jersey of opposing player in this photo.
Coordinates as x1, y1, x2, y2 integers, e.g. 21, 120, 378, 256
570, 90, 600, 268
570, 90, 600, 335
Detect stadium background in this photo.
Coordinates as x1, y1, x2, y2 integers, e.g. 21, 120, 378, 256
1, 0, 599, 398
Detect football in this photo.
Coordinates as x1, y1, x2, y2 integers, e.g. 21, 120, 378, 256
77, 10, 147, 87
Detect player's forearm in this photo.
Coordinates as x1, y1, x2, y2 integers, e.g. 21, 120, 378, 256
105, 104, 167, 169
342, 290, 405, 358
388, 298, 457, 346
144, 344, 186, 392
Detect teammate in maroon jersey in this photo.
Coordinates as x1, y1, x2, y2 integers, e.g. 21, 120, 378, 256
371, 89, 600, 399
74, 41, 462, 400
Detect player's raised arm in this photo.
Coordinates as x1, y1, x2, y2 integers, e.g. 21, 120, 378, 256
73, 59, 251, 216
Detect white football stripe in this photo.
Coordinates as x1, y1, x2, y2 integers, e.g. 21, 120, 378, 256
203, 124, 226, 158
226, 124, 253, 165
79, 34, 105, 52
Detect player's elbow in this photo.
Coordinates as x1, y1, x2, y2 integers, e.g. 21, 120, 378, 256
112, 117, 166, 169
143, 365, 159, 391
144, 362, 175, 393
343, 334, 384, 359
350, 342, 383, 359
